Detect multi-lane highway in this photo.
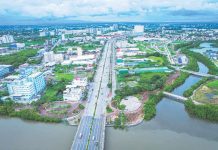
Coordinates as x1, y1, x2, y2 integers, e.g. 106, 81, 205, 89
71, 39, 115, 150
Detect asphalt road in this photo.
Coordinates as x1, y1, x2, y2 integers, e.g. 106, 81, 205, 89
71, 40, 115, 150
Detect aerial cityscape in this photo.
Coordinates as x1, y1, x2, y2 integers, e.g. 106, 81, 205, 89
0, 0, 218, 150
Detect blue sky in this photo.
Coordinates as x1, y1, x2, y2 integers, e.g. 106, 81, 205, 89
0, 0, 218, 24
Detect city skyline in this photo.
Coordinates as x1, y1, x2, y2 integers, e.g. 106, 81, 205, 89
0, 0, 218, 25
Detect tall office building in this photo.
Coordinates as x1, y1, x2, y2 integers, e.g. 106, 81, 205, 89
61, 34, 66, 41
77, 47, 83, 56
28, 72, 46, 93
133, 25, 144, 33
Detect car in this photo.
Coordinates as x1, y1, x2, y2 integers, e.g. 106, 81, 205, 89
92, 136, 95, 141
79, 133, 83, 139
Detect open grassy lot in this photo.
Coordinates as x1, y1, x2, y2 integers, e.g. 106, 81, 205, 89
117, 72, 169, 90
55, 73, 74, 82
136, 42, 154, 53
0, 49, 38, 67
54, 41, 102, 52
206, 80, 218, 88
17, 36, 51, 46
148, 56, 164, 65
193, 80, 218, 104
40, 81, 69, 102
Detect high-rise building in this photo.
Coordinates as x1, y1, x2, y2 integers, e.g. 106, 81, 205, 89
7, 72, 46, 102
61, 34, 66, 41
39, 31, 47, 37
133, 25, 144, 33
28, 72, 46, 93
7, 79, 36, 102
77, 47, 83, 56
0, 65, 14, 79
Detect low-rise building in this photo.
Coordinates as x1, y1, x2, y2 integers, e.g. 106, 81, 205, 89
43, 51, 64, 64
63, 86, 83, 101
10, 43, 25, 49
176, 55, 188, 65
0, 35, 14, 44
72, 77, 88, 88
63, 77, 88, 101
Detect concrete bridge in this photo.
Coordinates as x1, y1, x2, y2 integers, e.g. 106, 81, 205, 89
181, 69, 218, 78
163, 92, 188, 102
163, 91, 204, 105
173, 67, 218, 79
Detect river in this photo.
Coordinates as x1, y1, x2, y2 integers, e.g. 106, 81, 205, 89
191, 42, 218, 54
1, 63, 218, 150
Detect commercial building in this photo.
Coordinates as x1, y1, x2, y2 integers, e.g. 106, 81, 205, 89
28, 72, 46, 93
7, 80, 36, 102
10, 43, 25, 49
61, 34, 66, 41
43, 51, 64, 64
69, 47, 96, 65
0, 35, 14, 44
133, 25, 144, 33
63, 77, 88, 101
7, 72, 46, 103
116, 47, 144, 57
176, 55, 188, 65
19, 67, 33, 77
0, 65, 14, 79
116, 40, 136, 48
72, 77, 88, 88
63, 86, 83, 101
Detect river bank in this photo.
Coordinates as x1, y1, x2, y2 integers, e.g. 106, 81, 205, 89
1, 62, 218, 150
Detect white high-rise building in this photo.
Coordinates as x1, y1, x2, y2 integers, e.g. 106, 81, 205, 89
133, 25, 144, 33
61, 34, 66, 41
77, 47, 83, 56
7, 72, 46, 103
39, 31, 47, 37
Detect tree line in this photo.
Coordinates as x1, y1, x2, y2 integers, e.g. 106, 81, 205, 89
185, 100, 218, 122
181, 49, 218, 75
0, 100, 61, 123
183, 78, 210, 97
0, 49, 38, 67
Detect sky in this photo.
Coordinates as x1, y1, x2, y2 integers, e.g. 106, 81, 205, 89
0, 0, 218, 25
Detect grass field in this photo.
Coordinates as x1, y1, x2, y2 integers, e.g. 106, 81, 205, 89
0, 49, 38, 67
136, 42, 154, 53
192, 80, 218, 104
206, 80, 218, 88
55, 73, 74, 82
41, 81, 67, 102
148, 56, 164, 65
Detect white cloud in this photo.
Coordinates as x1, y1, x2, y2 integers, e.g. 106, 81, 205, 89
0, 0, 217, 20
